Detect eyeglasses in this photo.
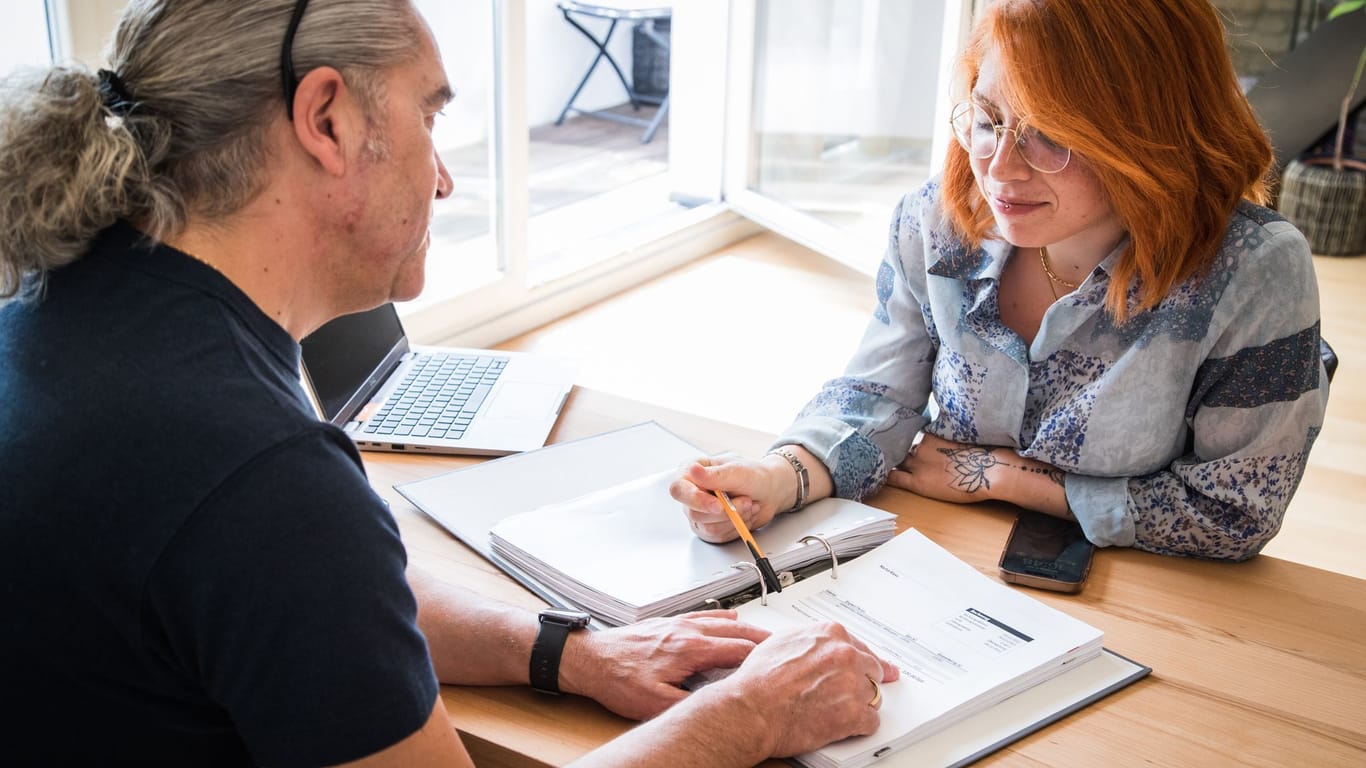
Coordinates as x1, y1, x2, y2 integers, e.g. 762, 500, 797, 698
949, 101, 1071, 174
280, 0, 312, 120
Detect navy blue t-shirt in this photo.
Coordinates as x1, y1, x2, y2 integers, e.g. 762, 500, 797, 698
0, 223, 439, 765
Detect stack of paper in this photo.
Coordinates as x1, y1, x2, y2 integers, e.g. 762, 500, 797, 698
488, 469, 897, 626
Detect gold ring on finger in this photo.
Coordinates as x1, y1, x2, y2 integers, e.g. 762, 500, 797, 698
866, 675, 882, 709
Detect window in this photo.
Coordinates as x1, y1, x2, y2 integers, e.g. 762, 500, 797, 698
11, 0, 972, 342
404, 0, 752, 347
8, 1, 750, 347
1, 1, 58, 73
722, 0, 975, 276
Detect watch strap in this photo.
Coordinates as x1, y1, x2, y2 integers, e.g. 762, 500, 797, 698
530, 611, 588, 694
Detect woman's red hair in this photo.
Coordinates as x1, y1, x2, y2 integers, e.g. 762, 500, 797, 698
942, 0, 1273, 321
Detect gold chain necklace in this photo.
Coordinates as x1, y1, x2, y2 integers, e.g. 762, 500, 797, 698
1039, 246, 1079, 295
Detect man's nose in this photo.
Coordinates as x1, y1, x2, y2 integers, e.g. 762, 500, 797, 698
434, 150, 453, 199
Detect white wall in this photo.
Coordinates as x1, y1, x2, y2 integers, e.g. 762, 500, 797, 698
60, 0, 126, 65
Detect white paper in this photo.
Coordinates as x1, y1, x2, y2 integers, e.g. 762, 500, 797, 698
396, 421, 705, 559
489, 469, 896, 625
730, 529, 1105, 768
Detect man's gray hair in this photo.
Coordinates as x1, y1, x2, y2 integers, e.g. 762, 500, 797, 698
0, 0, 422, 300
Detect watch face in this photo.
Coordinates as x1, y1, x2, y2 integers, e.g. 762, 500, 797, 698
540, 609, 592, 627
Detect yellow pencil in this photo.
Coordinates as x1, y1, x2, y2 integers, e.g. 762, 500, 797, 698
713, 490, 782, 593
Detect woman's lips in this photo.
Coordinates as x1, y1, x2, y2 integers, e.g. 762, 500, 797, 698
990, 195, 1047, 215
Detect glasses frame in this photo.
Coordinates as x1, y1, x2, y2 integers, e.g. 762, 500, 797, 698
949, 101, 1072, 175
280, 0, 312, 120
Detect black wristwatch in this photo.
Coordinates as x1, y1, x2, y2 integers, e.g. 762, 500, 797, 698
529, 608, 592, 694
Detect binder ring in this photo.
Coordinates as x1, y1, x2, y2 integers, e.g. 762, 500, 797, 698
800, 534, 839, 580
731, 561, 769, 605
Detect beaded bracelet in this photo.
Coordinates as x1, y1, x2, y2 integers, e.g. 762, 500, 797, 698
768, 446, 810, 513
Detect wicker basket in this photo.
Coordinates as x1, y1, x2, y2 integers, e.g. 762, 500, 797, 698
632, 19, 670, 99
1279, 157, 1366, 256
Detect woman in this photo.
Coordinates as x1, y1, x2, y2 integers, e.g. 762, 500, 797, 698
671, 0, 1328, 561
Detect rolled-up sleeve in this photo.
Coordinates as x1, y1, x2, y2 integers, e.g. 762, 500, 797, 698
775, 192, 937, 500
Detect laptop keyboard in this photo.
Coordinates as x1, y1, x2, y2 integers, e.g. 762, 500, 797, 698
362, 353, 508, 440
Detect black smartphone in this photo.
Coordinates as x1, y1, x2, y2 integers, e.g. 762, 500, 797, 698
998, 510, 1094, 593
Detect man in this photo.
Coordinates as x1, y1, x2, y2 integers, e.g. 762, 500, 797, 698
0, 1, 896, 765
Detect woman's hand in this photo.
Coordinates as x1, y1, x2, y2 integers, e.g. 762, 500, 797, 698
886, 432, 1071, 515
668, 454, 798, 543
886, 432, 1006, 503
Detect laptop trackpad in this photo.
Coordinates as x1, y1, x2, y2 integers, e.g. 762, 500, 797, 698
482, 382, 564, 420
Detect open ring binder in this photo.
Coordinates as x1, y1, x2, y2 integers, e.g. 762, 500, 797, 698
727, 536, 848, 607
730, 561, 768, 605
478, 442, 898, 625
799, 534, 839, 580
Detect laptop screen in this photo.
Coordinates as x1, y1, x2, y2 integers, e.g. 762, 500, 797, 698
300, 304, 407, 422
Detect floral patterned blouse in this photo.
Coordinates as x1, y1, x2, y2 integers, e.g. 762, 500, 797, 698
775, 181, 1329, 561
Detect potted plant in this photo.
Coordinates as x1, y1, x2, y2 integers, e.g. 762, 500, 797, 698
1279, 0, 1366, 256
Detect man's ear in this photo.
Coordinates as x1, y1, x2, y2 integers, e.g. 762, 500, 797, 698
289, 66, 363, 178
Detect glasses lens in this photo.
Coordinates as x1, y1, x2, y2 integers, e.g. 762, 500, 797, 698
950, 102, 975, 150
952, 103, 1001, 159
1016, 125, 1071, 173
951, 102, 1072, 172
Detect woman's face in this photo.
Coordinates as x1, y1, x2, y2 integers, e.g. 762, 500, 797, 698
969, 48, 1125, 257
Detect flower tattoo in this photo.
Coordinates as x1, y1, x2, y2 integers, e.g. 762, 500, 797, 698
938, 447, 1001, 493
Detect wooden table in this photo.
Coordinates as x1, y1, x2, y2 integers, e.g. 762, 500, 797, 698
363, 388, 1366, 767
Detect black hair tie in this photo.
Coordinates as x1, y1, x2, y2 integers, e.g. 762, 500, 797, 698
96, 69, 138, 117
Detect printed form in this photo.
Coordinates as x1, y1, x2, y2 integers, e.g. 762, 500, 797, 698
732, 529, 1104, 768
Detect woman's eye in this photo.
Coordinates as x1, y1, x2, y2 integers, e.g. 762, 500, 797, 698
1025, 129, 1061, 150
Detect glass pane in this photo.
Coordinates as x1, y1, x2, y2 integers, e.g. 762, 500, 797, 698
413, 0, 501, 303
1218, 0, 1326, 87
525, 0, 682, 284
0, 2, 51, 72
751, 0, 947, 246
1217, 1, 1366, 163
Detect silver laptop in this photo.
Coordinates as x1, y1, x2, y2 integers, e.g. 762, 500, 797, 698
300, 303, 573, 456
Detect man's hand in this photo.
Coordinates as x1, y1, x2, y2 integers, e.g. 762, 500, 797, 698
719, 621, 901, 759
566, 621, 901, 768
558, 610, 771, 720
